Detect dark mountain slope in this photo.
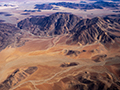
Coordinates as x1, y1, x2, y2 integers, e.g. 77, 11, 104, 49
18, 13, 120, 45
18, 12, 81, 36
0, 23, 20, 51
67, 16, 120, 45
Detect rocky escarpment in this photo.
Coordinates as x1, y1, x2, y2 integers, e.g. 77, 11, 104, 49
18, 13, 120, 45
17, 12, 81, 36
67, 16, 120, 45
0, 66, 38, 90
0, 22, 30, 51
0, 23, 20, 51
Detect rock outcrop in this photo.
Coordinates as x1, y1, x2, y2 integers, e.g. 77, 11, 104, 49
67, 16, 120, 45
0, 66, 38, 90
60, 62, 79, 67
0, 23, 20, 51
64, 50, 80, 57
91, 54, 107, 62
51, 71, 120, 90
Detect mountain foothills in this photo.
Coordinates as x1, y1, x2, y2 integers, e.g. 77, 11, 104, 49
0, 23, 29, 51
0, 12, 120, 90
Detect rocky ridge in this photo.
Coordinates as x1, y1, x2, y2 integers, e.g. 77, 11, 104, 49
18, 12, 80, 36
0, 66, 38, 90
18, 13, 120, 45
57, 71, 120, 90
0, 23, 20, 51
67, 16, 120, 45
1, 13, 120, 51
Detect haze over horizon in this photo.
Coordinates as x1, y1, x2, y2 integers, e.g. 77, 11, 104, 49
0, 0, 80, 3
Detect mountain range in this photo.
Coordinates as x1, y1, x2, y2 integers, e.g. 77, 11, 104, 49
0, 12, 120, 52
0, 12, 120, 90
18, 12, 120, 45
1, 12, 120, 51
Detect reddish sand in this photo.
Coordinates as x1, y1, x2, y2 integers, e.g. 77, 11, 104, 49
0, 35, 120, 90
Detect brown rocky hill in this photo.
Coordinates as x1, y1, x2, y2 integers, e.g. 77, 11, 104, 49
47, 71, 120, 90
0, 22, 32, 51
0, 23, 20, 51
0, 66, 38, 90
17, 12, 81, 36
18, 13, 120, 45
67, 16, 120, 45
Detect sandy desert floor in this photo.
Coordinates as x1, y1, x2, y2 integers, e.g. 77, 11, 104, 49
0, 35, 120, 90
